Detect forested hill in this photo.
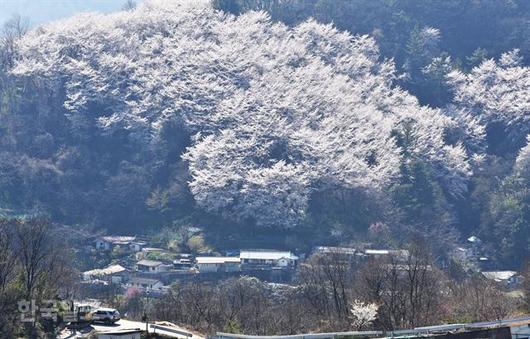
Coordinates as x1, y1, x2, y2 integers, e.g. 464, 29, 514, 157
0, 0, 529, 267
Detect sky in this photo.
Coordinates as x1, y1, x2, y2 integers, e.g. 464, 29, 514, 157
0, 0, 135, 27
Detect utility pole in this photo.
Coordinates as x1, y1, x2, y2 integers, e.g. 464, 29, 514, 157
143, 290, 151, 337
142, 312, 148, 336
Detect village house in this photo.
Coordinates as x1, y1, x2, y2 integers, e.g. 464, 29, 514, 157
240, 250, 298, 269
172, 253, 194, 269
314, 246, 356, 256
82, 264, 128, 284
173, 258, 194, 270
95, 236, 136, 251
128, 277, 164, 292
196, 256, 241, 273
136, 259, 170, 273
129, 241, 147, 252
311, 246, 358, 263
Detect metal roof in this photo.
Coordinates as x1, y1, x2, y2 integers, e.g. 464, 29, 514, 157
100, 236, 136, 243
364, 249, 390, 255
315, 246, 356, 255
482, 271, 518, 281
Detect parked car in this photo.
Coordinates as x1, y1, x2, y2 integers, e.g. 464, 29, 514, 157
91, 308, 120, 324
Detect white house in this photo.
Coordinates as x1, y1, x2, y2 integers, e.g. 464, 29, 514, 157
95, 236, 136, 251
136, 259, 170, 273
128, 277, 164, 292
82, 264, 128, 284
240, 250, 298, 269
196, 257, 241, 273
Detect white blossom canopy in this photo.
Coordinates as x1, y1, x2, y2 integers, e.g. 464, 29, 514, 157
12, 0, 472, 228
447, 49, 530, 139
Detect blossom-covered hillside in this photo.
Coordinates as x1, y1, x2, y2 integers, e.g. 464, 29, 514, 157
11, 0, 470, 228
0, 0, 529, 265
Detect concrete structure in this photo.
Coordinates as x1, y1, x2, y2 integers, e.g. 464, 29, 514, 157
97, 329, 142, 339
196, 257, 241, 273
71, 319, 204, 339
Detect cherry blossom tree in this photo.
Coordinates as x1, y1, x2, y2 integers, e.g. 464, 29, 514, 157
350, 300, 378, 330
447, 49, 530, 148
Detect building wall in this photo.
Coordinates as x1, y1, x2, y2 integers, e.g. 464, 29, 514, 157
98, 332, 141, 339
224, 263, 241, 272
198, 263, 218, 273
198, 263, 241, 273
137, 265, 165, 273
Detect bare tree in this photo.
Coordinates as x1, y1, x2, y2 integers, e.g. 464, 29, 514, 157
448, 275, 516, 322
0, 220, 18, 336
13, 218, 52, 299
355, 243, 444, 330
403, 243, 443, 327
0, 220, 16, 294
295, 250, 363, 331
0, 14, 28, 69
122, 0, 137, 11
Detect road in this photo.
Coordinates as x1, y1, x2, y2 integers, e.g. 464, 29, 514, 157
60, 318, 204, 339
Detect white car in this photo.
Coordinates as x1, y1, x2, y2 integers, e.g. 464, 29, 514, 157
91, 308, 121, 324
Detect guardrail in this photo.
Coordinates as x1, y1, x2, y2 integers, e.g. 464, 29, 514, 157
150, 323, 194, 337
213, 331, 382, 339
210, 315, 530, 339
